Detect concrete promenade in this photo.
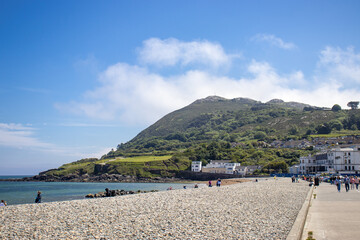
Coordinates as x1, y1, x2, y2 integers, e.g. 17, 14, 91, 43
302, 182, 360, 240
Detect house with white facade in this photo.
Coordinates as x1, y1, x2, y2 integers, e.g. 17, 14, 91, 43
191, 161, 202, 172
235, 166, 248, 176
201, 160, 241, 174
299, 145, 360, 174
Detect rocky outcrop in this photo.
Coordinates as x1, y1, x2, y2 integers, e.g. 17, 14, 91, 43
85, 188, 158, 198
10, 173, 180, 183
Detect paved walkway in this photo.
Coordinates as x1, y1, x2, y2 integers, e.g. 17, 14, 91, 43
302, 182, 360, 240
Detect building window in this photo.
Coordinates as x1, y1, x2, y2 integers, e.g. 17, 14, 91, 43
345, 160, 347, 164
349, 153, 351, 156
353, 166, 355, 170
345, 166, 347, 170
349, 160, 351, 164
308, 160, 311, 163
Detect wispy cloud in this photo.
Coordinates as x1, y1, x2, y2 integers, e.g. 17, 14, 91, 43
0, 123, 110, 159
138, 38, 239, 68
73, 54, 100, 74
0, 123, 52, 149
57, 38, 360, 126
58, 123, 119, 127
252, 34, 297, 50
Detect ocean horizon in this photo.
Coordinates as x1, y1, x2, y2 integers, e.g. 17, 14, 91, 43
0, 176, 194, 205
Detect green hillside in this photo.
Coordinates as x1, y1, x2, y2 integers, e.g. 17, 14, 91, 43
42, 155, 191, 178
42, 96, 360, 178
110, 96, 350, 156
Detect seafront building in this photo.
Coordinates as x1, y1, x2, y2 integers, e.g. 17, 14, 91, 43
299, 145, 360, 175
191, 160, 263, 175
201, 160, 241, 174
191, 161, 202, 172
192, 160, 240, 174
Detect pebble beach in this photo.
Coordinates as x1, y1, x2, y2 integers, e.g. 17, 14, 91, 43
0, 178, 310, 240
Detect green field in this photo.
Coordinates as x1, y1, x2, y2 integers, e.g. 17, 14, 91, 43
44, 155, 191, 178
109, 155, 173, 163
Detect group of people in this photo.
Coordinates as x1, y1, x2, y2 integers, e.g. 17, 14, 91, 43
334, 176, 359, 192
291, 176, 299, 183
208, 178, 221, 187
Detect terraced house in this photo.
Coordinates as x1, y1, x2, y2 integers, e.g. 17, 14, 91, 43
299, 145, 360, 175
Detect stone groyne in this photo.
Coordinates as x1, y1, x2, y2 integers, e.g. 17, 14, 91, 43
0, 178, 310, 239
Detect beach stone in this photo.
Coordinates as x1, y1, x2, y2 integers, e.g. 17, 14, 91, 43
0, 178, 309, 240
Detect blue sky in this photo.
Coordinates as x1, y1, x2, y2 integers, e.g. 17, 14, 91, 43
1, 0, 359, 174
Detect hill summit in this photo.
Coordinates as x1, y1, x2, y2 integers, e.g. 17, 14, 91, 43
108, 95, 340, 156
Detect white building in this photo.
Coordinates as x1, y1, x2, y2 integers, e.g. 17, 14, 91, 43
289, 164, 300, 175
299, 146, 360, 174
201, 160, 241, 174
235, 166, 248, 176
191, 161, 202, 172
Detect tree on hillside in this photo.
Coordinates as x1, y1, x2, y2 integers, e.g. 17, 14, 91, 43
329, 120, 343, 131
254, 131, 267, 140
262, 160, 288, 173
347, 101, 359, 110
289, 126, 299, 135
331, 104, 342, 112
315, 123, 332, 134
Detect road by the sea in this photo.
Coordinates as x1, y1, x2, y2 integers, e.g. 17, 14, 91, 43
0, 176, 193, 205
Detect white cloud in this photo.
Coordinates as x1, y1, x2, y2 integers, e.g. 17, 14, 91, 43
138, 38, 236, 68
57, 39, 360, 126
253, 34, 297, 50
318, 46, 360, 84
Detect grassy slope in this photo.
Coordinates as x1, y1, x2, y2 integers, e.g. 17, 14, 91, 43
45, 155, 191, 178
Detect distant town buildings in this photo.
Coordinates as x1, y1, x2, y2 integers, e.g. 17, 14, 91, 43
191, 160, 261, 175
270, 136, 360, 150
299, 145, 360, 175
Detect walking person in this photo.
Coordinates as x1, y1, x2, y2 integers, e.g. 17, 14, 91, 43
344, 176, 350, 192
35, 191, 42, 203
355, 176, 359, 191
350, 176, 355, 190
335, 176, 341, 192
208, 180, 212, 187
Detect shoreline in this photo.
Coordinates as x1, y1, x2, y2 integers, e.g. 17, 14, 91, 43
0, 178, 310, 239
0, 176, 253, 185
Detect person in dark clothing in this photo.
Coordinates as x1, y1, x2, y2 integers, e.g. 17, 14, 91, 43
216, 178, 221, 187
344, 176, 350, 192
35, 191, 42, 203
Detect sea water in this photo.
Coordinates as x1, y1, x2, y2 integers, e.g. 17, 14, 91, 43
0, 176, 193, 205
